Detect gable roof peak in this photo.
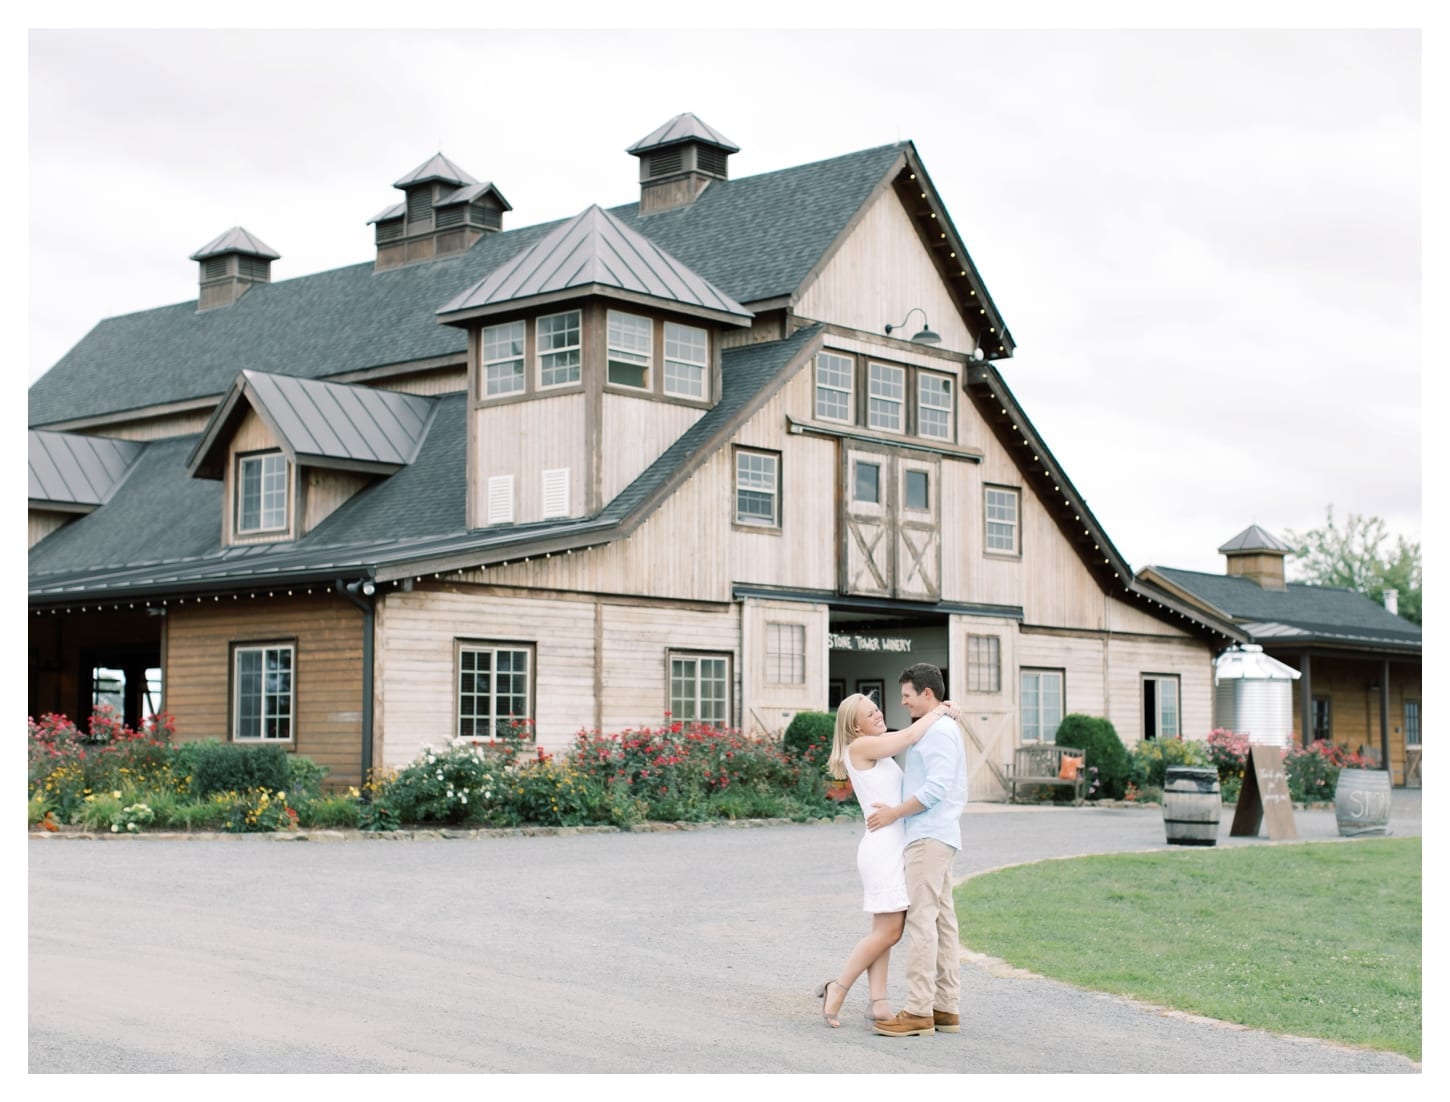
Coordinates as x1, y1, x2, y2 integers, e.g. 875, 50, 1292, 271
394, 152, 479, 189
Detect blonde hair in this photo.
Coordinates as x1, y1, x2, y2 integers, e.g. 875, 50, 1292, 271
827, 693, 871, 780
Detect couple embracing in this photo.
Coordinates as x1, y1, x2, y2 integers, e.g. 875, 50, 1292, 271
815, 662, 967, 1037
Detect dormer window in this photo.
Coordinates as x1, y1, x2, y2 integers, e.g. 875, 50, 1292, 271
663, 322, 708, 398
484, 321, 526, 396
537, 310, 582, 388
607, 310, 652, 388
236, 451, 289, 535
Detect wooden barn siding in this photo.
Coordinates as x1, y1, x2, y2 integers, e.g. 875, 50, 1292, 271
80, 409, 214, 442
373, 367, 468, 396
302, 468, 372, 533
950, 613, 1020, 803
795, 184, 975, 354
1105, 632, 1215, 746
374, 587, 599, 766
599, 394, 705, 506
474, 392, 588, 524
597, 599, 740, 731
1276, 655, 1422, 782
224, 407, 295, 545
163, 595, 365, 788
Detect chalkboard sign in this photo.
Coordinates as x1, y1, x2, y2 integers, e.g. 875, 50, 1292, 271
1229, 745, 1298, 840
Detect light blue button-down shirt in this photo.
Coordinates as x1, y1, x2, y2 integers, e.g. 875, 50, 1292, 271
902, 716, 968, 850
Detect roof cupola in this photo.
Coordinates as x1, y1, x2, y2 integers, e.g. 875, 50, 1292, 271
371, 153, 511, 270
1219, 524, 1291, 590
627, 112, 738, 214
190, 227, 279, 312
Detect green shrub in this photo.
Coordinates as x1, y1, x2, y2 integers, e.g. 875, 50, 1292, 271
1053, 714, 1132, 799
215, 788, 298, 832
177, 740, 292, 799
366, 742, 512, 827
295, 793, 361, 829
782, 711, 836, 773
284, 755, 329, 801
1129, 736, 1210, 790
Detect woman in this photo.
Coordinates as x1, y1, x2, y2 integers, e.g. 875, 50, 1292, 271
815, 692, 958, 1027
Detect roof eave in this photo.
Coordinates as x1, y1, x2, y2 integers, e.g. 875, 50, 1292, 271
436, 285, 754, 329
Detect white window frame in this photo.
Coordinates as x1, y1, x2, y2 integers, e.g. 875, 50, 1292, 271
669, 651, 730, 725
236, 451, 289, 535
814, 351, 855, 423
607, 310, 652, 389
1143, 674, 1181, 738
663, 321, 708, 399
985, 485, 1020, 555
233, 643, 294, 742
483, 320, 526, 397
867, 361, 905, 432
536, 310, 581, 389
765, 622, 806, 685
735, 448, 780, 528
457, 642, 534, 741
1021, 668, 1064, 743
917, 370, 954, 441
967, 635, 1001, 693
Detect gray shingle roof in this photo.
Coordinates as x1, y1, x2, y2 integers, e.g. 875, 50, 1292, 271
30, 143, 906, 428
1150, 567, 1420, 651
29, 430, 145, 507
437, 204, 752, 323
28, 330, 820, 601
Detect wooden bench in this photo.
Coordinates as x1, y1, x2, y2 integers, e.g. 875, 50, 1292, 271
1005, 744, 1087, 806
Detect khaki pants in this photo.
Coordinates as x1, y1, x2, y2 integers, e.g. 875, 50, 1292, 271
902, 838, 961, 1017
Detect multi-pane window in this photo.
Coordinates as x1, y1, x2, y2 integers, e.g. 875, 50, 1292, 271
670, 652, 729, 724
765, 623, 806, 685
1312, 697, 1332, 741
904, 469, 929, 511
1144, 675, 1181, 738
1405, 700, 1420, 746
537, 310, 581, 388
607, 310, 652, 388
918, 372, 953, 440
234, 644, 294, 741
1021, 669, 1064, 742
967, 635, 1000, 693
855, 461, 880, 505
986, 486, 1020, 553
484, 320, 526, 396
815, 351, 854, 422
867, 362, 905, 432
735, 449, 779, 527
663, 322, 708, 398
237, 452, 288, 534
458, 643, 532, 739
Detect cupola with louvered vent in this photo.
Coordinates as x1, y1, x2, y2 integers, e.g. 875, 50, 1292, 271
370, 153, 512, 270
190, 227, 279, 312
627, 113, 738, 214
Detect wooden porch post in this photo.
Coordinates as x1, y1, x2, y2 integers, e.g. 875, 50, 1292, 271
1380, 658, 1391, 780
1299, 651, 1312, 747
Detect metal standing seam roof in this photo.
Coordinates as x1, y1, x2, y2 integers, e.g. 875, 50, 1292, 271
1218, 524, 1292, 553
188, 370, 437, 476
189, 226, 280, 261
436, 204, 753, 323
393, 153, 478, 188
28, 430, 146, 507
627, 112, 740, 154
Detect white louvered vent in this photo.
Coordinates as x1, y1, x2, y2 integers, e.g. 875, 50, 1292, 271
542, 468, 569, 519
487, 474, 515, 524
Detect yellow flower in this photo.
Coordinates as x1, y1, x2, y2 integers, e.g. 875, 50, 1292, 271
112, 790, 122, 799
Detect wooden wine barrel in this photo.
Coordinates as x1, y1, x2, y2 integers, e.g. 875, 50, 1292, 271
1162, 766, 1221, 846
1334, 768, 1392, 837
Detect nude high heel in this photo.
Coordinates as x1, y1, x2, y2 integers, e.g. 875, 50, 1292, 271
814, 979, 842, 1028
865, 997, 893, 1023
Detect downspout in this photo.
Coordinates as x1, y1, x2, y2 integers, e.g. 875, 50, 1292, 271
336, 578, 376, 787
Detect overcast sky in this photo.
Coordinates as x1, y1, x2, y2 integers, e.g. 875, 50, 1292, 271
25, 24, 1427, 578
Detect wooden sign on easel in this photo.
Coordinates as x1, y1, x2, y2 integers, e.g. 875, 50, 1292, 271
1229, 744, 1298, 840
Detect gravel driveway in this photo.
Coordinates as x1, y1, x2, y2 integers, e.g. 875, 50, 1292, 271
28, 792, 1421, 1074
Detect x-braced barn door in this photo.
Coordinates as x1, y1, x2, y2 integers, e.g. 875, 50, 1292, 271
840, 445, 940, 600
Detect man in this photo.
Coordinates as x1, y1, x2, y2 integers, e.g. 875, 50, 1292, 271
864, 661, 967, 1037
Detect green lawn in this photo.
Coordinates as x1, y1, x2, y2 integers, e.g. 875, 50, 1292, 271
955, 838, 1421, 1060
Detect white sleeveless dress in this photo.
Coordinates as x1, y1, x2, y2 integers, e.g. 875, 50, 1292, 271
842, 753, 910, 913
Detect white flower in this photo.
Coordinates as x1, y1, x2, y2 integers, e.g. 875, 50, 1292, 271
436, 771, 444, 780
110, 824, 119, 832
460, 795, 468, 804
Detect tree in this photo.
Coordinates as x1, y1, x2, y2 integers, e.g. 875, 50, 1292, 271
1284, 506, 1421, 625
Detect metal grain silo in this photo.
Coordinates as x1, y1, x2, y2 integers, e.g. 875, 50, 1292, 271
1213, 644, 1300, 748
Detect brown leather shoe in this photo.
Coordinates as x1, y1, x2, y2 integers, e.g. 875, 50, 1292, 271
933, 1009, 960, 1033
872, 1009, 935, 1037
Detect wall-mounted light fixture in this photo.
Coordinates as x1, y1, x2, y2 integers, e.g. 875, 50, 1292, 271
884, 307, 941, 346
